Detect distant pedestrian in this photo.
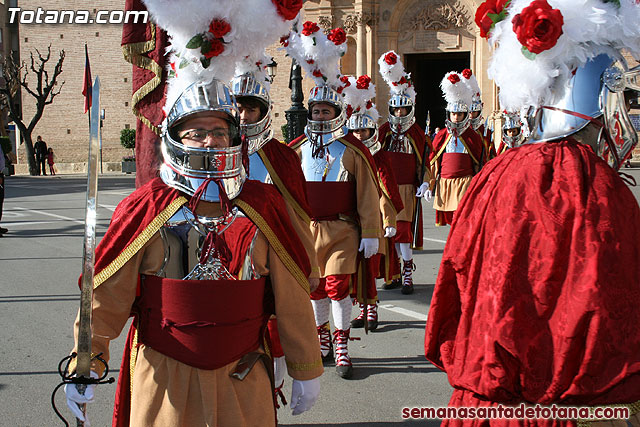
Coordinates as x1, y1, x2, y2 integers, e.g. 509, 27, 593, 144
0, 143, 7, 236
47, 148, 56, 175
34, 136, 48, 176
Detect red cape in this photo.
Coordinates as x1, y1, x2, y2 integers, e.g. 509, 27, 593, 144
430, 127, 484, 165
425, 140, 640, 411
104, 178, 311, 427
476, 124, 496, 162
373, 150, 404, 213
257, 138, 312, 223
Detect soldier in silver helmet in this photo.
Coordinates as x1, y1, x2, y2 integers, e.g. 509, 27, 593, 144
287, 25, 382, 379
426, 0, 640, 421
377, 51, 431, 295
65, 76, 323, 426
230, 64, 320, 401
496, 111, 524, 155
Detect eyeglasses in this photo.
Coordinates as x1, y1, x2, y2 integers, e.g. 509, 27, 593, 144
179, 128, 232, 143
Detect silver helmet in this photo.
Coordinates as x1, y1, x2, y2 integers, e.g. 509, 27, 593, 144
502, 112, 523, 148
529, 53, 639, 169
230, 72, 273, 154
388, 93, 415, 135
305, 85, 347, 151
470, 95, 484, 131
347, 112, 380, 154
444, 101, 471, 136
160, 79, 246, 202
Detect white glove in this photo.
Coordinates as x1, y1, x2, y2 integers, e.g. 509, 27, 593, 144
290, 378, 321, 416
415, 182, 430, 197
358, 238, 379, 258
64, 371, 99, 425
423, 189, 433, 202
273, 356, 287, 389
384, 226, 397, 238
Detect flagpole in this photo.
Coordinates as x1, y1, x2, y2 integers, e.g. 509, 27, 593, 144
85, 43, 91, 156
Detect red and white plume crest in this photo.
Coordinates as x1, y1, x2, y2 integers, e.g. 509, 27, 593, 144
485, 0, 640, 111
440, 71, 474, 107
141, 0, 300, 112
342, 75, 379, 122
461, 68, 481, 99
234, 50, 273, 91
283, 21, 348, 89
377, 50, 416, 102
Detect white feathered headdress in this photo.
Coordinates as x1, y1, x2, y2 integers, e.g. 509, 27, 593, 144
283, 21, 348, 89
342, 75, 379, 122
440, 71, 474, 112
461, 68, 482, 111
234, 50, 273, 92
478, 0, 640, 111
377, 50, 416, 102
142, 0, 300, 112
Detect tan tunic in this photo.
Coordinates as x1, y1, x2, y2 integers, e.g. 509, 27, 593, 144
429, 157, 473, 212
284, 200, 320, 279
73, 201, 323, 427
395, 156, 430, 223
297, 145, 382, 277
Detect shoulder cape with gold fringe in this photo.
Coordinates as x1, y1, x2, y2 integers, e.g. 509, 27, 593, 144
372, 150, 404, 214
257, 138, 312, 224
94, 178, 311, 427
430, 127, 484, 166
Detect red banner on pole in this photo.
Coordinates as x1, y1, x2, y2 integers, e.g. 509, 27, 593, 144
82, 44, 92, 113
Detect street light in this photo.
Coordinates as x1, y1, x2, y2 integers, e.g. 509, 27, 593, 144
285, 58, 307, 143
266, 59, 278, 83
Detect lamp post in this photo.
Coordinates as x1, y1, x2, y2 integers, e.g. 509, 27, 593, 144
266, 59, 278, 83
285, 58, 307, 143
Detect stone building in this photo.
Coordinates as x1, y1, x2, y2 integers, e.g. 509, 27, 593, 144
11, 0, 640, 173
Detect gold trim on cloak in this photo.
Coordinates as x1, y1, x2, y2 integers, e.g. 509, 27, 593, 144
121, 22, 163, 136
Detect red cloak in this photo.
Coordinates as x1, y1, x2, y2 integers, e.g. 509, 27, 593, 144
257, 138, 312, 223
425, 139, 640, 426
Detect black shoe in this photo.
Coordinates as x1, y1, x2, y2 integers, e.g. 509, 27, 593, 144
322, 343, 334, 365
0, 227, 7, 234
401, 284, 414, 295
351, 316, 365, 329
382, 279, 401, 290
336, 363, 353, 379
368, 318, 378, 331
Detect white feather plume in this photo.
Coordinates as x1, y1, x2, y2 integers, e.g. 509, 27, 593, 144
440, 72, 473, 107
284, 22, 347, 88
342, 76, 375, 113
234, 51, 273, 91
377, 50, 415, 101
142, 0, 296, 112
487, 0, 640, 111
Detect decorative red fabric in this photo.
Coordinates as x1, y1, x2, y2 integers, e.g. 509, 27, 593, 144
306, 181, 356, 221
122, 0, 168, 188
373, 150, 404, 213
113, 322, 137, 427
260, 138, 312, 218
267, 318, 284, 358
311, 274, 351, 301
476, 124, 496, 162
425, 139, 640, 409
393, 220, 413, 243
379, 239, 401, 284
135, 275, 269, 370
435, 210, 455, 226
440, 153, 474, 178
387, 151, 417, 185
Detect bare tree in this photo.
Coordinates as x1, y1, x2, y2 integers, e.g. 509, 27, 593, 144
0, 46, 65, 175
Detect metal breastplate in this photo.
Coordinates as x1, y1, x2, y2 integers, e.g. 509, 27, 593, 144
445, 136, 468, 154
299, 138, 350, 182
247, 151, 273, 184
386, 133, 414, 154
155, 206, 261, 280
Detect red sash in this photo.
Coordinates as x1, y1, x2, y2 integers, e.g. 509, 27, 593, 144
386, 151, 416, 185
441, 153, 474, 178
306, 181, 357, 221
135, 275, 270, 370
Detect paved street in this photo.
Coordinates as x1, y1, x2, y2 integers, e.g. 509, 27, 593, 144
2, 170, 640, 426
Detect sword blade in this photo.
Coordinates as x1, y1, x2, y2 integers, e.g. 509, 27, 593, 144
75, 77, 101, 426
